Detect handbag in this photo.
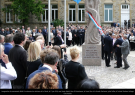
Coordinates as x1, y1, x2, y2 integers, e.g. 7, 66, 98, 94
57, 59, 68, 84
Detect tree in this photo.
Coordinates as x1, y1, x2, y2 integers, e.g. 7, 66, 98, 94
52, 19, 64, 28
2, 0, 45, 27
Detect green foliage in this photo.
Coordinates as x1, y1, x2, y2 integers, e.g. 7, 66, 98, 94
2, 0, 45, 26
52, 19, 64, 27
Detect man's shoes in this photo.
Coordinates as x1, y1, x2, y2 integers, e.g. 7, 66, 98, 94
106, 65, 111, 67
124, 66, 130, 70
123, 66, 130, 70
114, 66, 120, 68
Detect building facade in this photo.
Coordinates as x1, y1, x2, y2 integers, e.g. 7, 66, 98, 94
0, 0, 135, 29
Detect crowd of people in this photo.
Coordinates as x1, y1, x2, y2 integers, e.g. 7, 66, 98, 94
0, 24, 99, 89
0, 23, 135, 89
102, 25, 135, 69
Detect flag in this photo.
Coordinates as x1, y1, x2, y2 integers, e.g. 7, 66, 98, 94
87, 11, 104, 35
74, 0, 81, 4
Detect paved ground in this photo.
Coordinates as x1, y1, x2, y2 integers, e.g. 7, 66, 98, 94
66, 46, 135, 89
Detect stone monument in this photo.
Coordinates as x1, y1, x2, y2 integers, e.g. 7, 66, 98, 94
82, 0, 101, 66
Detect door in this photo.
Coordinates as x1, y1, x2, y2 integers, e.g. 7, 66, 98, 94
121, 4, 130, 28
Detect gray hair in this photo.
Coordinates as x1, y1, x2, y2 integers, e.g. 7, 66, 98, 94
123, 35, 128, 39
5, 34, 14, 43
0, 35, 5, 41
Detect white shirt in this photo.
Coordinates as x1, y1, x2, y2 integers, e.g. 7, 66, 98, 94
0, 62, 17, 89
42, 64, 52, 71
68, 32, 72, 40
129, 36, 135, 42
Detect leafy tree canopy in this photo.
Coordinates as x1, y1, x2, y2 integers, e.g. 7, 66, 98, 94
2, 0, 45, 26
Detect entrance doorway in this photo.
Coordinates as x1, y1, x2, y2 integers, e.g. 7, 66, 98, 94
121, 4, 130, 28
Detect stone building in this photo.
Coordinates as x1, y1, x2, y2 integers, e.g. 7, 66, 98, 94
0, 0, 135, 29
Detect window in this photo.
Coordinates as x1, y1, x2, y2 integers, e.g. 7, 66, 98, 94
69, 5, 76, 22
52, 5, 58, 21
6, 5, 13, 23
15, 15, 21, 23
78, 5, 85, 22
42, 5, 48, 22
122, 4, 129, 10
104, 4, 113, 22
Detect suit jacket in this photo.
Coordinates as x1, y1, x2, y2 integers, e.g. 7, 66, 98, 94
4, 43, 13, 56
65, 61, 88, 89
6, 31, 10, 35
119, 39, 130, 55
52, 30, 57, 37
9, 45, 27, 86
54, 35, 63, 46
25, 67, 63, 89
0, 31, 6, 36
104, 35, 113, 52
42, 29, 47, 36
114, 38, 123, 55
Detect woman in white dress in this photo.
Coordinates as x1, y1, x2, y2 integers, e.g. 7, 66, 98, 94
68, 29, 72, 46
129, 32, 135, 50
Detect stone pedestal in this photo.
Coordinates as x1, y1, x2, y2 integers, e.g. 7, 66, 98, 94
82, 43, 101, 66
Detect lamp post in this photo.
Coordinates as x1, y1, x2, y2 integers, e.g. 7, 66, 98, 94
48, 0, 51, 44
64, 0, 66, 45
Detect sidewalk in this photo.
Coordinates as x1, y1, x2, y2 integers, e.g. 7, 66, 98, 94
110, 77, 135, 89
110, 51, 135, 89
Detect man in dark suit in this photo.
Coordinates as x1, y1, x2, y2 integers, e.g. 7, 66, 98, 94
71, 27, 75, 46
54, 31, 63, 46
9, 33, 27, 89
22, 26, 26, 34
42, 26, 48, 45
4, 34, 14, 55
101, 35, 105, 60
128, 20, 130, 29
35, 26, 38, 33
0, 28, 6, 36
5, 28, 11, 35
114, 35, 123, 68
52, 27, 57, 37
66, 28, 69, 46
104, 32, 113, 67
25, 49, 62, 89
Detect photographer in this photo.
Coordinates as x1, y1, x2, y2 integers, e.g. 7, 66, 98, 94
52, 45, 69, 89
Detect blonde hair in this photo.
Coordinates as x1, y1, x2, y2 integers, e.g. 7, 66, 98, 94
70, 46, 80, 59
27, 41, 41, 62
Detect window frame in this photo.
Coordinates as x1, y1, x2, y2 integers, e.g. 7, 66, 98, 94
51, 5, 58, 22
104, 4, 113, 22
68, 4, 76, 22
6, 6, 13, 23
42, 5, 48, 23
78, 4, 85, 22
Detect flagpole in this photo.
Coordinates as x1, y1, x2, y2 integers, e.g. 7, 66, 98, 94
48, 0, 51, 44
64, 0, 66, 45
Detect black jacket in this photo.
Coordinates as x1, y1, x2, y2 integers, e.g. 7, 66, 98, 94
9, 45, 27, 86
54, 35, 63, 46
114, 38, 123, 54
26, 59, 42, 77
0, 31, 6, 36
104, 35, 113, 52
65, 61, 88, 89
